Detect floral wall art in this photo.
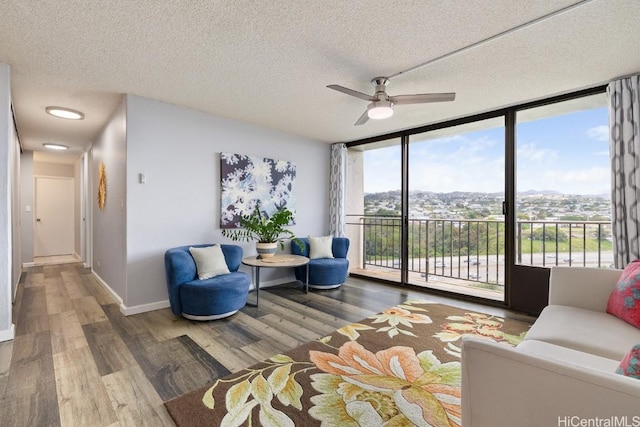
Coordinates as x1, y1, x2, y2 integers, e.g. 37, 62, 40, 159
220, 152, 296, 228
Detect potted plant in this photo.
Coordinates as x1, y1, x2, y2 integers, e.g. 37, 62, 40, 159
222, 204, 303, 258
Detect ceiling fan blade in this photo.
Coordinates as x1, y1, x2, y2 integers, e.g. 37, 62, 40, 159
327, 85, 376, 102
354, 109, 369, 126
390, 93, 456, 105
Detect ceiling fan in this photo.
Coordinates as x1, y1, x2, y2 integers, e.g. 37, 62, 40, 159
327, 77, 455, 126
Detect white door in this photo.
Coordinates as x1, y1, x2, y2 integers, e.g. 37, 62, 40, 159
34, 177, 74, 257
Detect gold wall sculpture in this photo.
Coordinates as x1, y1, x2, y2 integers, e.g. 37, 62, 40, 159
98, 161, 107, 210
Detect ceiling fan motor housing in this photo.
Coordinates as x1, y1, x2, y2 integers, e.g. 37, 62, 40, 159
372, 77, 391, 100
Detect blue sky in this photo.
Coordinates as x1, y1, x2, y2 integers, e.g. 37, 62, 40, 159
363, 106, 609, 195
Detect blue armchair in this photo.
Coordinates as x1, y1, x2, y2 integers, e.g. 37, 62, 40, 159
291, 237, 350, 289
164, 244, 251, 320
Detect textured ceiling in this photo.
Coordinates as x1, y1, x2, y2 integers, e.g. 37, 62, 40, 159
2, 0, 640, 158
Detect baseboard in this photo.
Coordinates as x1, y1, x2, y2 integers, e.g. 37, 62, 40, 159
91, 271, 170, 316
0, 324, 15, 342
91, 270, 124, 306
22, 262, 35, 268
120, 300, 171, 316
13, 271, 21, 301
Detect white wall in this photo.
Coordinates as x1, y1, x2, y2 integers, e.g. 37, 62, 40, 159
91, 99, 127, 302
81, 153, 90, 267
33, 161, 74, 177
0, 63, 14, 341
74, 158, 82, 256
20, 151, 33, 264
10, 99, 20, 300
124, 94, 330, 311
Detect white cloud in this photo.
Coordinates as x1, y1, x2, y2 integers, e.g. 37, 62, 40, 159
518, 167, 610, 195
586, 125, 609, 142
517, 143, 557, 162
407, 135, 505, 193
408, 156, 505, 193
362, 132, 608, 195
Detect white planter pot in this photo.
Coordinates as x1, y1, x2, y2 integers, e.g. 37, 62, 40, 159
256, 242, 278, 258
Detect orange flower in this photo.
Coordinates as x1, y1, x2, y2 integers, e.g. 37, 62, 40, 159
309, 342, 461, 427
435, 312, 508, 344
310, 341, 424, 382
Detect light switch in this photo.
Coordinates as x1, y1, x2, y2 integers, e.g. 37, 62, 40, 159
139, 173, 146, 184
25, 205, 31, 212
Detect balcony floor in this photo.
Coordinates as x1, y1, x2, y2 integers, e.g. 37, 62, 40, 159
350, 266, 504, 301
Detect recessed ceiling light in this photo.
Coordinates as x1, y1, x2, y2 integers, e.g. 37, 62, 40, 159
45, 106, 84, 120
43, 143, 69, 150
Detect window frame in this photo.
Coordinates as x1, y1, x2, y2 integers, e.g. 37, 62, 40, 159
345, 85, 608, 310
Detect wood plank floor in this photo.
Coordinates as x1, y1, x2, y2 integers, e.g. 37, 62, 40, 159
0, 263, 534, 426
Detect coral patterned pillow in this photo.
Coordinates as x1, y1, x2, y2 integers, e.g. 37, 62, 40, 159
607, 260, 640, 328
615, 343, 640, 379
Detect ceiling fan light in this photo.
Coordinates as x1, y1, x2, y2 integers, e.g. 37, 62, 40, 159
367, 101, 394, 120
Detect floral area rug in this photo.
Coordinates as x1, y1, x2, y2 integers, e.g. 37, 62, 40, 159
164, 300, 530, 427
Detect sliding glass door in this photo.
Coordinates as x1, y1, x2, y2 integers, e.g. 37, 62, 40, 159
509, 93, 610, 313
344, 86, 608, 309
346, 121, 507, 302
407, 118, 506, 301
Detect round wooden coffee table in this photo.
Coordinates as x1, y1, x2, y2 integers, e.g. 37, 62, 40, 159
242, 254, 309, 306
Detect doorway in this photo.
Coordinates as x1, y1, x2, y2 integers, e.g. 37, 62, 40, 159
407, 117, 506, 302
34, 176, 74, 257
511, 93, 610, 313
346, 116, 507, 303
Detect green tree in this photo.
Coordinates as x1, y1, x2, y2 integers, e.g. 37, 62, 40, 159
531, 227, 568, 242
374, 208, 398, 216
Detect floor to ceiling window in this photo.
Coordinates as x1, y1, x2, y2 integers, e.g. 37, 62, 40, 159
407, 118, 505, 301
345, 86, 608, 310
515, 94, 610, 269
346, 138, 402, 284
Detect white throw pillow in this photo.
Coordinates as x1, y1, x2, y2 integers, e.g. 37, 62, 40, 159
308, 235, 334, 259
189, 245, 230, 279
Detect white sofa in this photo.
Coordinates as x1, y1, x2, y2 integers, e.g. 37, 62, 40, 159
461, 266, 640, 427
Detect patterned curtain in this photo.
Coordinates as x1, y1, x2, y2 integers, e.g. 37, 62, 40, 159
609, 75, 640, 267
329, 143, 347, 237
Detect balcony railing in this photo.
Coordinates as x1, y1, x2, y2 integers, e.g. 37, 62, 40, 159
348, 215, 613, 286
